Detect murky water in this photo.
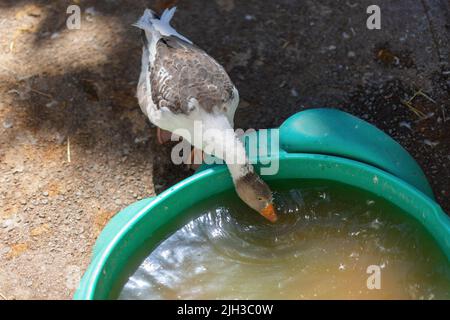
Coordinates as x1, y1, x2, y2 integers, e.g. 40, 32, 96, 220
119, 181, 450, 300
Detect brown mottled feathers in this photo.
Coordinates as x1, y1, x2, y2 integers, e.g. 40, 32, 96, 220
150, 36, 235, 115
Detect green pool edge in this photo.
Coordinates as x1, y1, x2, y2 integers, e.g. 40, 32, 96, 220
74, 153, 450, 300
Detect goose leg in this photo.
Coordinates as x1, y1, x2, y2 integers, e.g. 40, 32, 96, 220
156, 127, 174, 145
188, 147, 204, 171
156, 127, 202, 170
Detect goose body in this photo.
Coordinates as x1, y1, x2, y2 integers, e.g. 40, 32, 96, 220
134, 8, 277, 222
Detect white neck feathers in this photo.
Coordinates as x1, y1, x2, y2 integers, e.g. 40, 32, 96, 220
200, 114, 252, 182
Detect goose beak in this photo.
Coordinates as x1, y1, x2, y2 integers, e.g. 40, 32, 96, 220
260, 203, 278, 223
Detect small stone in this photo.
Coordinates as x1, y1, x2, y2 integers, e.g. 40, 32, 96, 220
115, 199, 122, 205
85, 7, 97, 16
423, 139, 439, 148
45, 100, 58, 108
399, 121, 412, 130
13, 165, 24, 173
3, 119, 13, 129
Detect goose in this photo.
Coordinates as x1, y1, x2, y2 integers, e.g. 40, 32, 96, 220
134, 7, 277, 222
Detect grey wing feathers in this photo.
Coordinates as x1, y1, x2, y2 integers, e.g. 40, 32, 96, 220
150, 36, 235, 115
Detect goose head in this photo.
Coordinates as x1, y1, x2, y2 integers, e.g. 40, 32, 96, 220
234, 171, 278, 223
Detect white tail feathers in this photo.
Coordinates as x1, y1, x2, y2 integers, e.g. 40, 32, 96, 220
160, 7, 176, 24
133, 7, 192, 44
133, 8, 157, 30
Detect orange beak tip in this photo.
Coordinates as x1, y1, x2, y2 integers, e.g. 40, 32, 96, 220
261, 204, 278, 223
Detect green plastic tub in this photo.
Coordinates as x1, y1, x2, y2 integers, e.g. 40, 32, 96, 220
74, 108, 450, 300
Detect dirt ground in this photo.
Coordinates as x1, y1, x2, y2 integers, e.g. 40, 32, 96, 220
0, 0, 448, 299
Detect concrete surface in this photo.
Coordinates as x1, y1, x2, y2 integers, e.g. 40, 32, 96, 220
0, 0, 448, 299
